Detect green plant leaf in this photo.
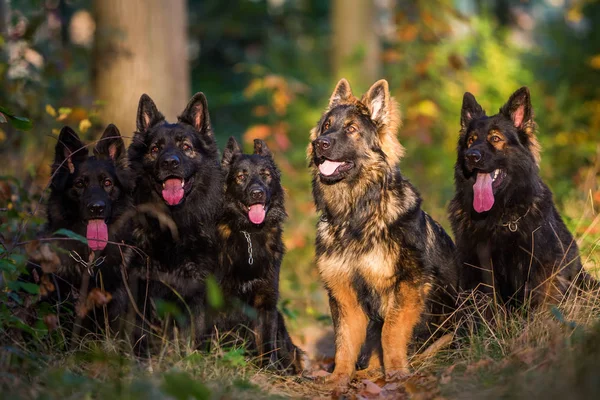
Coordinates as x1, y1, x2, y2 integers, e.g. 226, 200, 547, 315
8, 280, 40, 294
53, 229, 88, 245
206, 274, 224, 310
161, 371, 211, 400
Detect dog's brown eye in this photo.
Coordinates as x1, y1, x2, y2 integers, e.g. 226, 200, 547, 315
346, 125, 357, 134
182, 143, 192, 152
323, 121, 330, 131
74, 180, 84, 189
467, 136, 477, 147
150, 145, 159, 155
103, 179, 113, 187
491, 135, 502, 143
237, 174, 246, 183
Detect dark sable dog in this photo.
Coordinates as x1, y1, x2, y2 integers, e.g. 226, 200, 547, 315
449, 87, 592, 306
309, 79, 458, 387
213, 137, 305, 374
25, 124, 132, 330
126, 93, 222, 345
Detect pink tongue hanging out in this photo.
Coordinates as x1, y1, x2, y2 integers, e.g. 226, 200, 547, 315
87, 219, 108, 251
248, 204, 266, 225
162, 178, 184, 205
473, 172, 495, 213
319, 160, 344, 176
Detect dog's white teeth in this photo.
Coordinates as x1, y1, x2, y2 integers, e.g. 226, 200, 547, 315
263, 205, 266, 210
181, 180, 185, 188
491, 169, 500, 181
162, 182, 166, 189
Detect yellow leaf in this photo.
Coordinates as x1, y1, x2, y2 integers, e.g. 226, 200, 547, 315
46, 104, 56, 117
589, 55, 600, 69
566, 7, 582, 23
79, 118, 92, 133
51, 128, 60, 136
416, 100, 439, 118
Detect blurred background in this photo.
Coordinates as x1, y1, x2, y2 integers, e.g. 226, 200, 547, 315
1, 0, 599, 340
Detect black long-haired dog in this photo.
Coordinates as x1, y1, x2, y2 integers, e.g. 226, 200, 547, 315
25, 124, 132, 332
212, 137, 304, 374
125, 93, 222, 347
449, 87, 594, 307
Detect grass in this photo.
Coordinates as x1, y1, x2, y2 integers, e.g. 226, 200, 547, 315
1, 162, 599, 399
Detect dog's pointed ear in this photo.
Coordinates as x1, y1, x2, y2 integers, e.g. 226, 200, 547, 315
54, 126, 87, 174
363, 79, 393, 126
363, 79, 404, 165
500, 86, 540, 164
253, 139, 272, 158
461, 92, 486, 131
94, 124, 127, 167
329, 78, 353, 108
179, 92, 212, 135
222, 136, 242, 169
500, 87, 533, 130
136, 94, 164, 134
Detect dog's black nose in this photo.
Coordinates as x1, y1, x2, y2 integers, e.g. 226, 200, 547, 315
465, 149, 482, 163
251, 188, 265, 200
314, 137, 332, 151
88, 201, 105, 216
161, 155, 180, 169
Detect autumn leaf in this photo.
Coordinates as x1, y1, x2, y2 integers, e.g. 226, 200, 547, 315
46, 104, 57, 117
589, 54, 600, 70
79, 118, 92, 133
243, 124, 271, 143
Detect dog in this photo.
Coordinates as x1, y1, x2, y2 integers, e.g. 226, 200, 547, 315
24, 124, 132, 332
308, 78, 458, 387
449, 87, 593, 306
213, 137, 305, 374
125, 92, 222, 347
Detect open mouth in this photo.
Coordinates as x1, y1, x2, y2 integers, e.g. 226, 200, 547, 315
317, 159, 354, 177
86, 219, 108, 251
161, 176, 192, 206
472, 169, 506, 213
240, 202, 268, 225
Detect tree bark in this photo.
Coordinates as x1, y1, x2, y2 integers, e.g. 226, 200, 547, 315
93, 0, 189, 139
332, 0, 381, 91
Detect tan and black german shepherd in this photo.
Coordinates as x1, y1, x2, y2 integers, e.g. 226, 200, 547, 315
308, 79, 458, 387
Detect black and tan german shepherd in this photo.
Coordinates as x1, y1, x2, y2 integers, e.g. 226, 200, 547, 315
125, 93, 222, 347
25, 124, 132, 331
212, 137, 304, 374
449, 87, 593, 306
309, 79, 458, 387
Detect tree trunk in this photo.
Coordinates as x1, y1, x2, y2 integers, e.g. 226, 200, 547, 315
331, 0, 380, 91
93, 0, 189, 139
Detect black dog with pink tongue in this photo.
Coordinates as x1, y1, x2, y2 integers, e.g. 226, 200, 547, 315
449, 87, 594, 306
212, 137, 305, 374
25, 124, 132, 331
126, 92, 222, 349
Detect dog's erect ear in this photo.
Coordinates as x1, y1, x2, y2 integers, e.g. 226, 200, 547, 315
94, 124, 127, 167
54, 126, 87, 174
363, 79, 393, 126
500, 87, 533, 130
179, 92, 211, 135
253, 139, 272, 158
461, 92, 486, 131
222, 136, 242, 169
500, 86, 540, 164
329, 78, 353, 108
362, 79, 404, 165
136, 94, 165, 134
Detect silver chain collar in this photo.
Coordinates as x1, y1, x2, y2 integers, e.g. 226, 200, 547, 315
69, 251, 106, 275
240, 231, 254, 265
501, 207, 531, 232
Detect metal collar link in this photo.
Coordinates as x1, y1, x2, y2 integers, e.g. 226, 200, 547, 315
69, 251, 106, 276
241, 231, 254, 265
501, 207, 531, 232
